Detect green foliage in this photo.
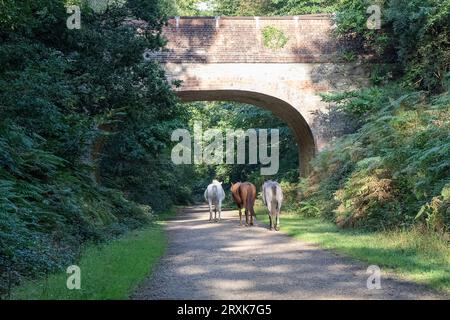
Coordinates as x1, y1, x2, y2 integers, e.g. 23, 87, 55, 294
340, 50, 358, 62
182, 101, 299, 200
0, 123, 151, 295
336, 0, 450, 93
386, 0, 450, 92
11, 210, 174, 299
321, 84, 406, 123
0, 0, 184, 296
172, 0, 216, 15
270, 0, 338, 15
301, 89, 450, 233
262, 26, 289, 50
212, 0, 337, 16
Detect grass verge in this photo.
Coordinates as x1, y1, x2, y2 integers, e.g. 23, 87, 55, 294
11, 208, 177, 300
255, 205, 450, 293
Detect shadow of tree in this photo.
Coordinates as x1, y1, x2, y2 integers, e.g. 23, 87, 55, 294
133, 206, 448, 300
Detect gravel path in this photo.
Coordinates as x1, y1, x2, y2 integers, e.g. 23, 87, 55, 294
132, 205, 447, 300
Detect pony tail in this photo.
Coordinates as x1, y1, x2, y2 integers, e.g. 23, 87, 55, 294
271, 184, 278, 211
262, 185, 266, 205
271, 184, 277, 196
212, 185, 218, 200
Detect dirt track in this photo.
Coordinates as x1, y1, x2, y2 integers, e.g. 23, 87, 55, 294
132, 205, 447, 300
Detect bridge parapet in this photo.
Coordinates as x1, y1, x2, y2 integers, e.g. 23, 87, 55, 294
157, 15, 342, 64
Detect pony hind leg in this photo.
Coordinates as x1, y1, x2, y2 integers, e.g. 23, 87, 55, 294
267, 203, 274, 230
208, 202, 213, 222
268, 215, 273, 230
275, 212, 280, 231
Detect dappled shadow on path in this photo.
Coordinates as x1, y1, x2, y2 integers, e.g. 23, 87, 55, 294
132, 206, 446, 300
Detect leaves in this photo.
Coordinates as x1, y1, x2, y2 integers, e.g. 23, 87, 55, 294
0, 0, 177, 296
303, 87, 450, 232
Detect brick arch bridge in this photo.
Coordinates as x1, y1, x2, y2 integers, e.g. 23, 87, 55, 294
154, 15, 370, 175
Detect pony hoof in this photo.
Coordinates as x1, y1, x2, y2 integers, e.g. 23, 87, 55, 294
275, 227, 280, 231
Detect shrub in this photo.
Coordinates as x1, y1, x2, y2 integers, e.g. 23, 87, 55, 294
262, 26, 289, 50
301, 89, 450, 232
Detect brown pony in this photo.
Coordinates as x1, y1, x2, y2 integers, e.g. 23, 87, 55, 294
231, 182, 257, 226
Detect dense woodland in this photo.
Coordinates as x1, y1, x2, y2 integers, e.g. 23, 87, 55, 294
0, 0, 449, 295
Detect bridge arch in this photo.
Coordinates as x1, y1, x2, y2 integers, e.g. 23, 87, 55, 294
156, 15, 371, 176
177, 89, 315, 176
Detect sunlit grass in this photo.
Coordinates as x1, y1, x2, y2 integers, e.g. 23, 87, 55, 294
256, 205, 450, 293
11, 209, 176, 300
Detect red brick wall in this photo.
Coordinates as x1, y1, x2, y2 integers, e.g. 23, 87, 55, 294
158, 15, 339, 63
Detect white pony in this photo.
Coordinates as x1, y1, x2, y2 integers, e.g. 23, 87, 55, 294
262, 181, 283, 231
204, 180, 226, 222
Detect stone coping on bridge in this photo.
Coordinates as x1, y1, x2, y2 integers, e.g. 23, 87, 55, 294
167, 14, 333, 20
